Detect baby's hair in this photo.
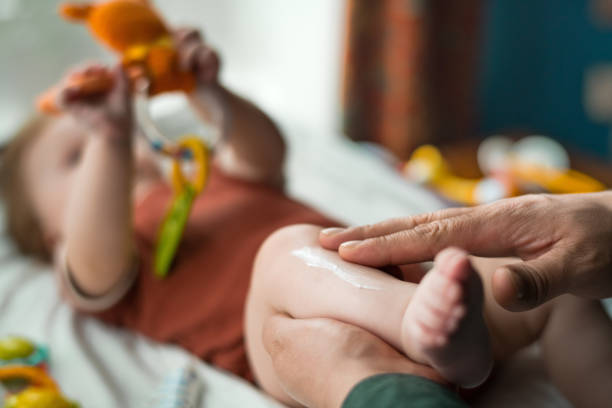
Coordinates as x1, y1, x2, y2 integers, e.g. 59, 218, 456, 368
0, 116, 52, 262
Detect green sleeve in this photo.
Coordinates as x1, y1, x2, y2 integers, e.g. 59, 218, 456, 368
342, 374, 467, 408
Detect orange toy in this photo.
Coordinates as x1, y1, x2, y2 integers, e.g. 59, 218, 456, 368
37, 0, 195, 114
0, 366, 79, 407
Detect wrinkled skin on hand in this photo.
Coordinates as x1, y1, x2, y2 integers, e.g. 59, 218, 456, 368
263, 315, 445, 408
320, 193, 612, 311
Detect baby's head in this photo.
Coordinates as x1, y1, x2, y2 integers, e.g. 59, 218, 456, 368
1, 114, 163, 262
0, 115, 88, 261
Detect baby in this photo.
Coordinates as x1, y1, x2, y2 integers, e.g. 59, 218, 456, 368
2, 28, 612, 408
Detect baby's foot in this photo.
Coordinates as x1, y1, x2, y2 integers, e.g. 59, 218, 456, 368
402, 248, 493, 388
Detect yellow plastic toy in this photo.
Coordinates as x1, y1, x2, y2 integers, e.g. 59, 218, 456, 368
0, 338, 35, 362
35, 0, 211, 278
402, 145, 511, 205
403, 136, 605, 205
0, 337, 48, 371
155, 135, 209, 278
0, 366, 78, 408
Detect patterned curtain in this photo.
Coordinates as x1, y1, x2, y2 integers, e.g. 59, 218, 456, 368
343, 0, 483, 160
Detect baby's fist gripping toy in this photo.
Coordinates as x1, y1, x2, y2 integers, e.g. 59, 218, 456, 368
36, 0, 211, 279
37, 0, 195, 113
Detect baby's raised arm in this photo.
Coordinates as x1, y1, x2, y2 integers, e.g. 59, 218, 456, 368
175, 28, 286, 186
58, 64, 136, 299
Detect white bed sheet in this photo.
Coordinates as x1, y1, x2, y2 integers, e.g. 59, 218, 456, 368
0, 209, 283, 408
2, 109, 606, 407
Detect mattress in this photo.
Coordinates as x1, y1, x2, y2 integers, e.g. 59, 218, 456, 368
1, 100, 600, 407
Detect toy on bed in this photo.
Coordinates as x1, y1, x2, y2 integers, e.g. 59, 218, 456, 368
35, 0, 211, 278
402, 135, 606, 205
0, 337, 78, 408
0, 367, 78, 408
0, 337, 48, 371
147, 364, 202, 408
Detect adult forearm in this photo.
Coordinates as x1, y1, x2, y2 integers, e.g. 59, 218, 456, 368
65, 133, 134, 296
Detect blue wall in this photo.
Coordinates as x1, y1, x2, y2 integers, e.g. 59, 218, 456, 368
479, 0, 612, 159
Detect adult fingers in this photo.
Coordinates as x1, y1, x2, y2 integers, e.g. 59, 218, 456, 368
337, 208, 515, 267
319, 207, 473, 250
492, 250, 569, 311
262, 314, 322, 407
263, 315, 443, 382
262, 315, 444, 407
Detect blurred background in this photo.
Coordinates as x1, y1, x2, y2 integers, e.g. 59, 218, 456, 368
2, 0, 612, 179
0, 0, 345, 142
341, 0, 612, 185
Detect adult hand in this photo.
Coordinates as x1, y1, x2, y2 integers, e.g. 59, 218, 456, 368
320, 192, 612, 311
263, 315, 445, 408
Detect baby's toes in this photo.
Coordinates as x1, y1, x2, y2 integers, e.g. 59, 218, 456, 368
425, 270, 464, 312
414, 297, 452, 333
424, 267, 461, 303
435, 247, 472, 281
443, 304, 466, 333
411, 319, 448, 348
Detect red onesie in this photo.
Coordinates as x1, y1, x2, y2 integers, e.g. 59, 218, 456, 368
72, 167, 334, 380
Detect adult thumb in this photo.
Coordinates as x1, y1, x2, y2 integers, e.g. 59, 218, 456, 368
492, 254, 568, 311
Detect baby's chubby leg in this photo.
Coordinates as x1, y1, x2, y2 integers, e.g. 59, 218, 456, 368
245, 224, 418, 405
245, 225, 495, 405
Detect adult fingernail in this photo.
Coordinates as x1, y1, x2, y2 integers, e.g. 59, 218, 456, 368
340, 240, 362, 249
320, 227, 345, 236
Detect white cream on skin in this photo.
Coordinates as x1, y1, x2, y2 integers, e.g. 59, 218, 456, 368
291, 246, 382, 290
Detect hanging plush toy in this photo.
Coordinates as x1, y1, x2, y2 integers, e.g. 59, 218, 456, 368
37, 0, 195, 113
36, 0, 210, 278
403, 135, 606, 205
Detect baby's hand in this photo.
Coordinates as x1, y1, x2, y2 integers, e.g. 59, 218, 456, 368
58, 63, 132, 140
173, 28, 220, 87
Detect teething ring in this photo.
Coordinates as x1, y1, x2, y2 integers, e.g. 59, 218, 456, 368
170, 136, 209, 195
